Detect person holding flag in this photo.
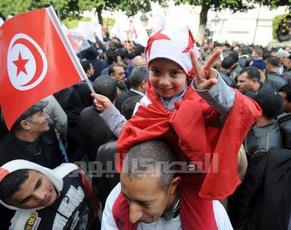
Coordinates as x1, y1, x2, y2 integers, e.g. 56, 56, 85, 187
0, 6, 92, 130
0, 6, 95, 229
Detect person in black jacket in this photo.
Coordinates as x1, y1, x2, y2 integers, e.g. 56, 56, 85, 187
278, 84, 291, 149
0, 101, 65, 168
244, 88, 283, 159
217, 52, 237, 88
265, 56, 287, 90
231, 148, 291, 230
78, 76, 117, 161
237, 67, 263, 96
228, 89, 283, 225
55, 60, 95, 162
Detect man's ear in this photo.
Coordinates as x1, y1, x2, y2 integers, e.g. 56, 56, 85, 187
168, 176, 181, 195
19, 120, 31, 130
230, 63, 237, 72
141, 80, 147, 90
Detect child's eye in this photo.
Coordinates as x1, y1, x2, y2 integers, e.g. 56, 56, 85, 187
149, 68, 160, 76
171, 70, 183, 78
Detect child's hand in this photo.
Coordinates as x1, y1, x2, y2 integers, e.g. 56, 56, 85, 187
190, 49, 221, 90
91, 93, 113, 112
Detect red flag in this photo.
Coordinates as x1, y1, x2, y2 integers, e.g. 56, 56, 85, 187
0, 7, 85, 129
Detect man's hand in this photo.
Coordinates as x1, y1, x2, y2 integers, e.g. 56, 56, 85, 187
190, 49, 221, 90
91, 93, 113, 112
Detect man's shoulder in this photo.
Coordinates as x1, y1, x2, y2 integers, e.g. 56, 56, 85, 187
266, 73, 287, 85
0, 133, 10, 148
78, 107, 113, 136
0, 134, 20, 163
133, 95, 152, 114
212, 201, 233, 230
118, 91, 132, 99
80, 106, 99, 117
115, 92, 131, 108
105, 183, 122, 209
267, 148, 291, 167
79, 106, 103, 124
10, 210, 39, 230
278, 113, 291, 123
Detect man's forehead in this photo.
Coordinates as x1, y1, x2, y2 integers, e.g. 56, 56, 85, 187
31, 110, 43, 116
115, 66, 124, 71
120, 170, 162, 188
121, 188, 155, 203
25, 170, 43, 177
238, 73, 247, 80
120, 176, 162, 204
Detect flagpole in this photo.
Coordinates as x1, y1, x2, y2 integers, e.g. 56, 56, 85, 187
46, 6, 95, 94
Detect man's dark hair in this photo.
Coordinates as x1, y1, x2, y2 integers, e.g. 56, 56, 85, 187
80, 60, 91, 73
279, 84, 291, 102
253, 46, 263, 57
221, 53, 238, 69
121, 95, 142, 120
92, 75, 117, 102
129, 66, 148, 89
266, 56, 280, 67
78, 46, 98, 60
262, 47, 271, 60
0, 169, 30, 203
108, 64, 124, 76
223, 42, 231, 48
122, 140, 176, 190
116, 48, 128, 59
105, 48, 118, 65
253, 89, 283, 119
241, 46, 252, 56
239, 66, 261, 81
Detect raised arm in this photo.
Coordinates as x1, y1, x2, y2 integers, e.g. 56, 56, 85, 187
91, 93, 126, 137
190, 49, 235, 115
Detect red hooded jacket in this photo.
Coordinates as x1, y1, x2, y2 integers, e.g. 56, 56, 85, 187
113, 84, 261, 229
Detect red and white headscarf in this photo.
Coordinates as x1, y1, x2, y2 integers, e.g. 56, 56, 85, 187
145, 27, 200, 76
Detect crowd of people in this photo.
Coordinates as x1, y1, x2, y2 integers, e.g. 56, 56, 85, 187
0, 24, 291, 230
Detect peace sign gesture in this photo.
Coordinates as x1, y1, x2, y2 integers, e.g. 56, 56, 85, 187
190, 49, 221, 90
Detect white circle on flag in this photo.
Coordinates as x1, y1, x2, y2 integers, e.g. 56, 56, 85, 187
7, 33, 48, 91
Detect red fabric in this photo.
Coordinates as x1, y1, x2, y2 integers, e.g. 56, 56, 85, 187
113, 193, 138, 230
78, 168, 99, 214
113, 84, 261, 229
179, 174, 216, 229
0, 8, 82, 129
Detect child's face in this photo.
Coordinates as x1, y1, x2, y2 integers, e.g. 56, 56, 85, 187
149, 58, 187, 99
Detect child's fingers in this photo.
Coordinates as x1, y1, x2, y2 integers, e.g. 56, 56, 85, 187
197, 78, 218, 90
204, 49, 221, 71
190, 49, 204, 82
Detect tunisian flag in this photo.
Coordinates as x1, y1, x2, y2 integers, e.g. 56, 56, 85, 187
0, 7, 86, 129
